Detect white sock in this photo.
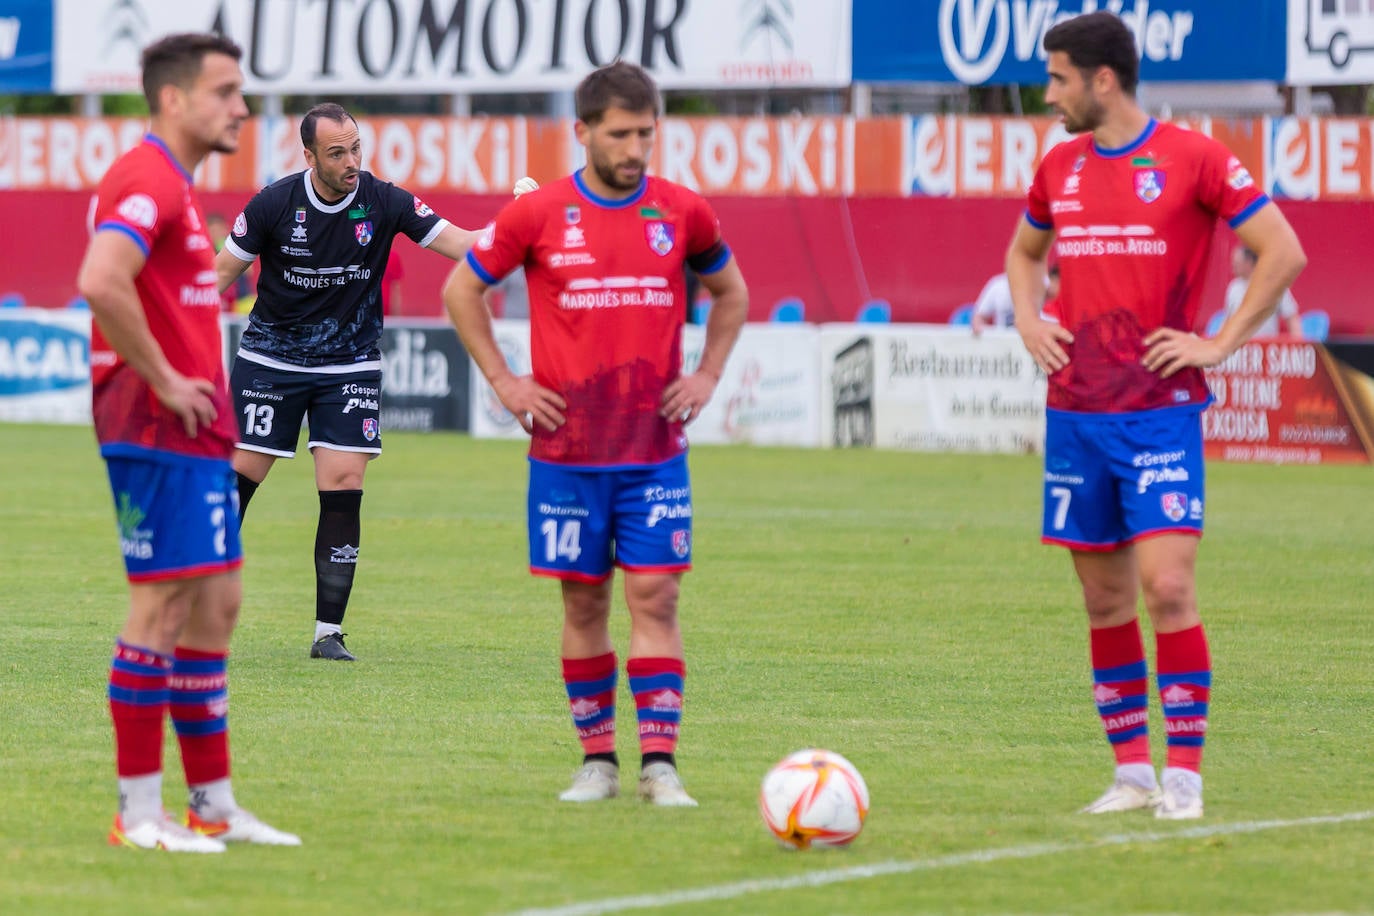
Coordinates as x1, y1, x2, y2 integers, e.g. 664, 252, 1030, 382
314, 622, 342, 642
118, 772, 163, 826
189, 777, 238, 822
1161, 766, 1202, 792
1115, 762, 1159, 790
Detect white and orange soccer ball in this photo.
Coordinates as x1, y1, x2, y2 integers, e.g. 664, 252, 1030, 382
759, 749, 870, 849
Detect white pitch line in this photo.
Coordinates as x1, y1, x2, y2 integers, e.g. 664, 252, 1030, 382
506, 810, 1374, 916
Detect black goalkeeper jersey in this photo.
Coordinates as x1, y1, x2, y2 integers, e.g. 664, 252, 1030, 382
226, 170, 446, 367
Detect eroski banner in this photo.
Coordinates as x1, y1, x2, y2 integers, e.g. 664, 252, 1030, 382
53, 0, 850, 94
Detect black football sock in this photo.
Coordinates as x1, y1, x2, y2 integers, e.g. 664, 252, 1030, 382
235, 473, 260, 521
315, 489, 363, 627
641, 752, 676, 769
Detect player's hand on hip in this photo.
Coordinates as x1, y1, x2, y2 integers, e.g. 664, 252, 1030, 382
155, 374, 219, 438
1142, 328, 1223, 378
1016, 317, 1074, 375
493, 374, 566, 433
661, 371, 717, 425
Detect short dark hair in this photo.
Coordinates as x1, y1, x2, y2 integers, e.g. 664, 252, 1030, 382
301, 103, 357, 150
140, 32, 241, 114
1043, 12, 1139, 96
575, 61, 661, 126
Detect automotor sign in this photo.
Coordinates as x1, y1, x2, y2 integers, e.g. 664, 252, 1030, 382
54, 0, 850, 94
853, 0, 1285, 84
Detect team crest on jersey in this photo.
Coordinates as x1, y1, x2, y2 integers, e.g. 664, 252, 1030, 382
354, 221, 373, 246
362, 418, 379, 442
565, 205, 581, 225
645, 221, 674, 256
671, 529, 690, 558
413, 195, 434, 217
295, 208, 307, 223
1134, 169, 1166, 203
1161, 491, 1187, 522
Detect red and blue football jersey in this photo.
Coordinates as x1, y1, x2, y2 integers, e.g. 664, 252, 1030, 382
88, 135, 235, 460
468, 172, 730, 466
1026, 120, 1268, 413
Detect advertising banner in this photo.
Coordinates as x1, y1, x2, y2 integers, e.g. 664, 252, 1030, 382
1203, 341, 1374, 464
854, 0, 1286, 85
0, 0, 53, 93
1286, 0, 1374, 85
818, 325, 1046, 453
53, 0, 850, 95
0, 308, 91, 424
380, 321, 470, 433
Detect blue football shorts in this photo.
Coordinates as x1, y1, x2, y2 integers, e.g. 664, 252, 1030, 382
527, 455, 693, 582
104, 454, 243, 582
230, 356, 382, 458
1041, 404, 1207, 550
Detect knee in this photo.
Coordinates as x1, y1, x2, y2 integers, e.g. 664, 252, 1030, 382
1141, 568, 1195, 622
563, 590, 611, 631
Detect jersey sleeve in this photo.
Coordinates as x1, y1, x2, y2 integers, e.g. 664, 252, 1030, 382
223, 187, 272, 261
1197, 138, 1268, 228
682, 192, 730, 275
465, 195, 538, 286
92, 161, 182, 257
392, 185, 448, 248
1025, 155, 1054, 230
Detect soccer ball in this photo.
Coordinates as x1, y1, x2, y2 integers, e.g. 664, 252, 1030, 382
759, 749, 870, 849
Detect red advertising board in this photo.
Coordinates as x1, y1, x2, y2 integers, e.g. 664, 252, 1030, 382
1203, 343, 1374, 464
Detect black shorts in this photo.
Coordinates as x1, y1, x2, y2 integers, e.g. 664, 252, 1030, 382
230, 353, 382, 458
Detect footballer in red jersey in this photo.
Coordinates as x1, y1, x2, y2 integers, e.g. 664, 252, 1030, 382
1004, 14, 1305, 823
76, 33, 299, 852
89, 135, 236, 461
445, 61, 748, 808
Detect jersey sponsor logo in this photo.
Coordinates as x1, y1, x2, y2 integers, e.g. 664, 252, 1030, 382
233, 212, 247, 236
179, 284, 221, 307
1161, 684, 1197, 707
1132, 449, 1187, 468
671, 529, 691, 558
476, 221, 495, 250
548, 251, 597, 268
292, 224, 308, 242
563, 225, 586, 248
362, 417, 379, 441
412, 195, 434, 217
115, 193, 157, 229
646, 503, 692, 528
343, 396, 378, 413
354, 220, 373, 246
329, 544, 360, 564
186, 232, 211, 252
644, 221, 675, 256
1092, 683, 1122, 706
1160, 490, 1188, 522
116, 492, 154, 561
1134, 168, 1166, 203
1225, 155, 1255, 190
1138, 465, 1190, 494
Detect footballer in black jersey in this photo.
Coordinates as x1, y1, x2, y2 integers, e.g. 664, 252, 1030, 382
214, 102, 531, 661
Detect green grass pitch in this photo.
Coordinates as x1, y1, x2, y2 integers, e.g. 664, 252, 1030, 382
1, 424, 1371, 914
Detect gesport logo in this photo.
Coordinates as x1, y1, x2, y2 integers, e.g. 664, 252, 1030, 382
938, 0, 1199, 84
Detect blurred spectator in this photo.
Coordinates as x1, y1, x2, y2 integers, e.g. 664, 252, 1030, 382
207, 212, 253, 312
973, 269, 1055, 335
1218, 244, 1302, 338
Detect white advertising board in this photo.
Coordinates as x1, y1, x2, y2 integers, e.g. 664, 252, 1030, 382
818, 325, 1046, 454
55, 0, 851, 95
